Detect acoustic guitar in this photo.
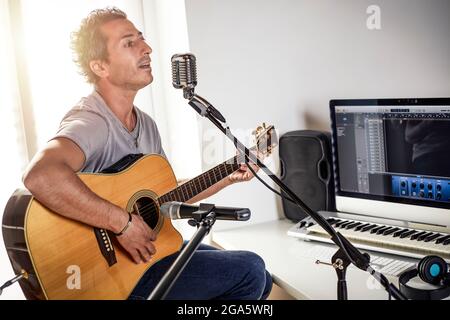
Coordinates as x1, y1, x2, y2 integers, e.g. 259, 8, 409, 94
2, 124, 276, 300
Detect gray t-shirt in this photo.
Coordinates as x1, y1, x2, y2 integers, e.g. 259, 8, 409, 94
52, 91, 166, 173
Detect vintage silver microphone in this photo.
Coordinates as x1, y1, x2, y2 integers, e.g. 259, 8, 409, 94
171, 53, 226, 122
171, 53, 197, 99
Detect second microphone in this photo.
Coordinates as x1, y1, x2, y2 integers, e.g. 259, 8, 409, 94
160, 201, 251, 221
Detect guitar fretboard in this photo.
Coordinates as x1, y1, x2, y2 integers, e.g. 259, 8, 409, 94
158, 156, 241, 204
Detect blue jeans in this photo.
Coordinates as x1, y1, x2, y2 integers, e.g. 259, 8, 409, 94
129, 241, 272, 300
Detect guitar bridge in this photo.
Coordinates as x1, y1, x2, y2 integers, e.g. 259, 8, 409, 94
94, 228, 117, 267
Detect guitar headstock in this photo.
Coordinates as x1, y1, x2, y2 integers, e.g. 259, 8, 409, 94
252, 123, 278, 158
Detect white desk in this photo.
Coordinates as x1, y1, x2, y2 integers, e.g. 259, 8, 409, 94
212, 219, 408, 300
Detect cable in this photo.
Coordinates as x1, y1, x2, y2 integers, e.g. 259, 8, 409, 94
0, 270, 27, 295
227, 125, 357, 267
238, 155, 297, 205
243, 153, 360, 266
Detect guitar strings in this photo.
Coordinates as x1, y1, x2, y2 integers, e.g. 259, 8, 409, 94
137, 163, 239, 222
121, 140, 268, 224
138, 164, 235, 220
137, 148, 260, 221
136, 143, 263, 222
138, 151, 265, 223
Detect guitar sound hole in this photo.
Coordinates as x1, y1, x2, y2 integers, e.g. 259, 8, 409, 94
133, 197, 160, 229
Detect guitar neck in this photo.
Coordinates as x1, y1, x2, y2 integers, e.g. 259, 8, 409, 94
158, 155, 241, 204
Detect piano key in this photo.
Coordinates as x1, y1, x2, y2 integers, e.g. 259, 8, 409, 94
326, 218, 338, 225
416, 232, 434, 242
334, 220, 347, 228
355, 223, 371, 231
370, 225, 385, 234
305, 222, 450, 258
435, 235, 450, 244
361, 224, 377, 232
341, 221, 356, 229
379, 226, 395, 234
345, 222, 362, 230
410, 231, 427, 240
443, 238, 450, 245
339, 221, 353, 228
393, 229, 409, 237
399, 230, 417, 239
330, 220, 341, 226
424, 233, 441, 243
383, 227, 400, 236
298, 221, 307, 229
376, 226, 392, 235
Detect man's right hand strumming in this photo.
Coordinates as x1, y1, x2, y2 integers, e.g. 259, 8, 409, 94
114, 209, 158, 264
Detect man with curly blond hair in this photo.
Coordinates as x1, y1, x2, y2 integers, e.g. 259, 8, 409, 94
23, 7, 272, 300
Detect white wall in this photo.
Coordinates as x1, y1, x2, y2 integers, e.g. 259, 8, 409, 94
184, 0, 450, 230
142, 0, 203, 181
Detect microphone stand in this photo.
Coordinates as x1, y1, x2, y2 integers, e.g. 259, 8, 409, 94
148, 203, 218, 300
183, 88, 407, 300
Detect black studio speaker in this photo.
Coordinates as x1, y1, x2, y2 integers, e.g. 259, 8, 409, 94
279, 130, 335, 222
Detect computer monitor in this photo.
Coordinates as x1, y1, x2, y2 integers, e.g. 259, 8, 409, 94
330, 98, 450, 228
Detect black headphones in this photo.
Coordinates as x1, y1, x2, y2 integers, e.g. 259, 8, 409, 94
399, 255, 450, 300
